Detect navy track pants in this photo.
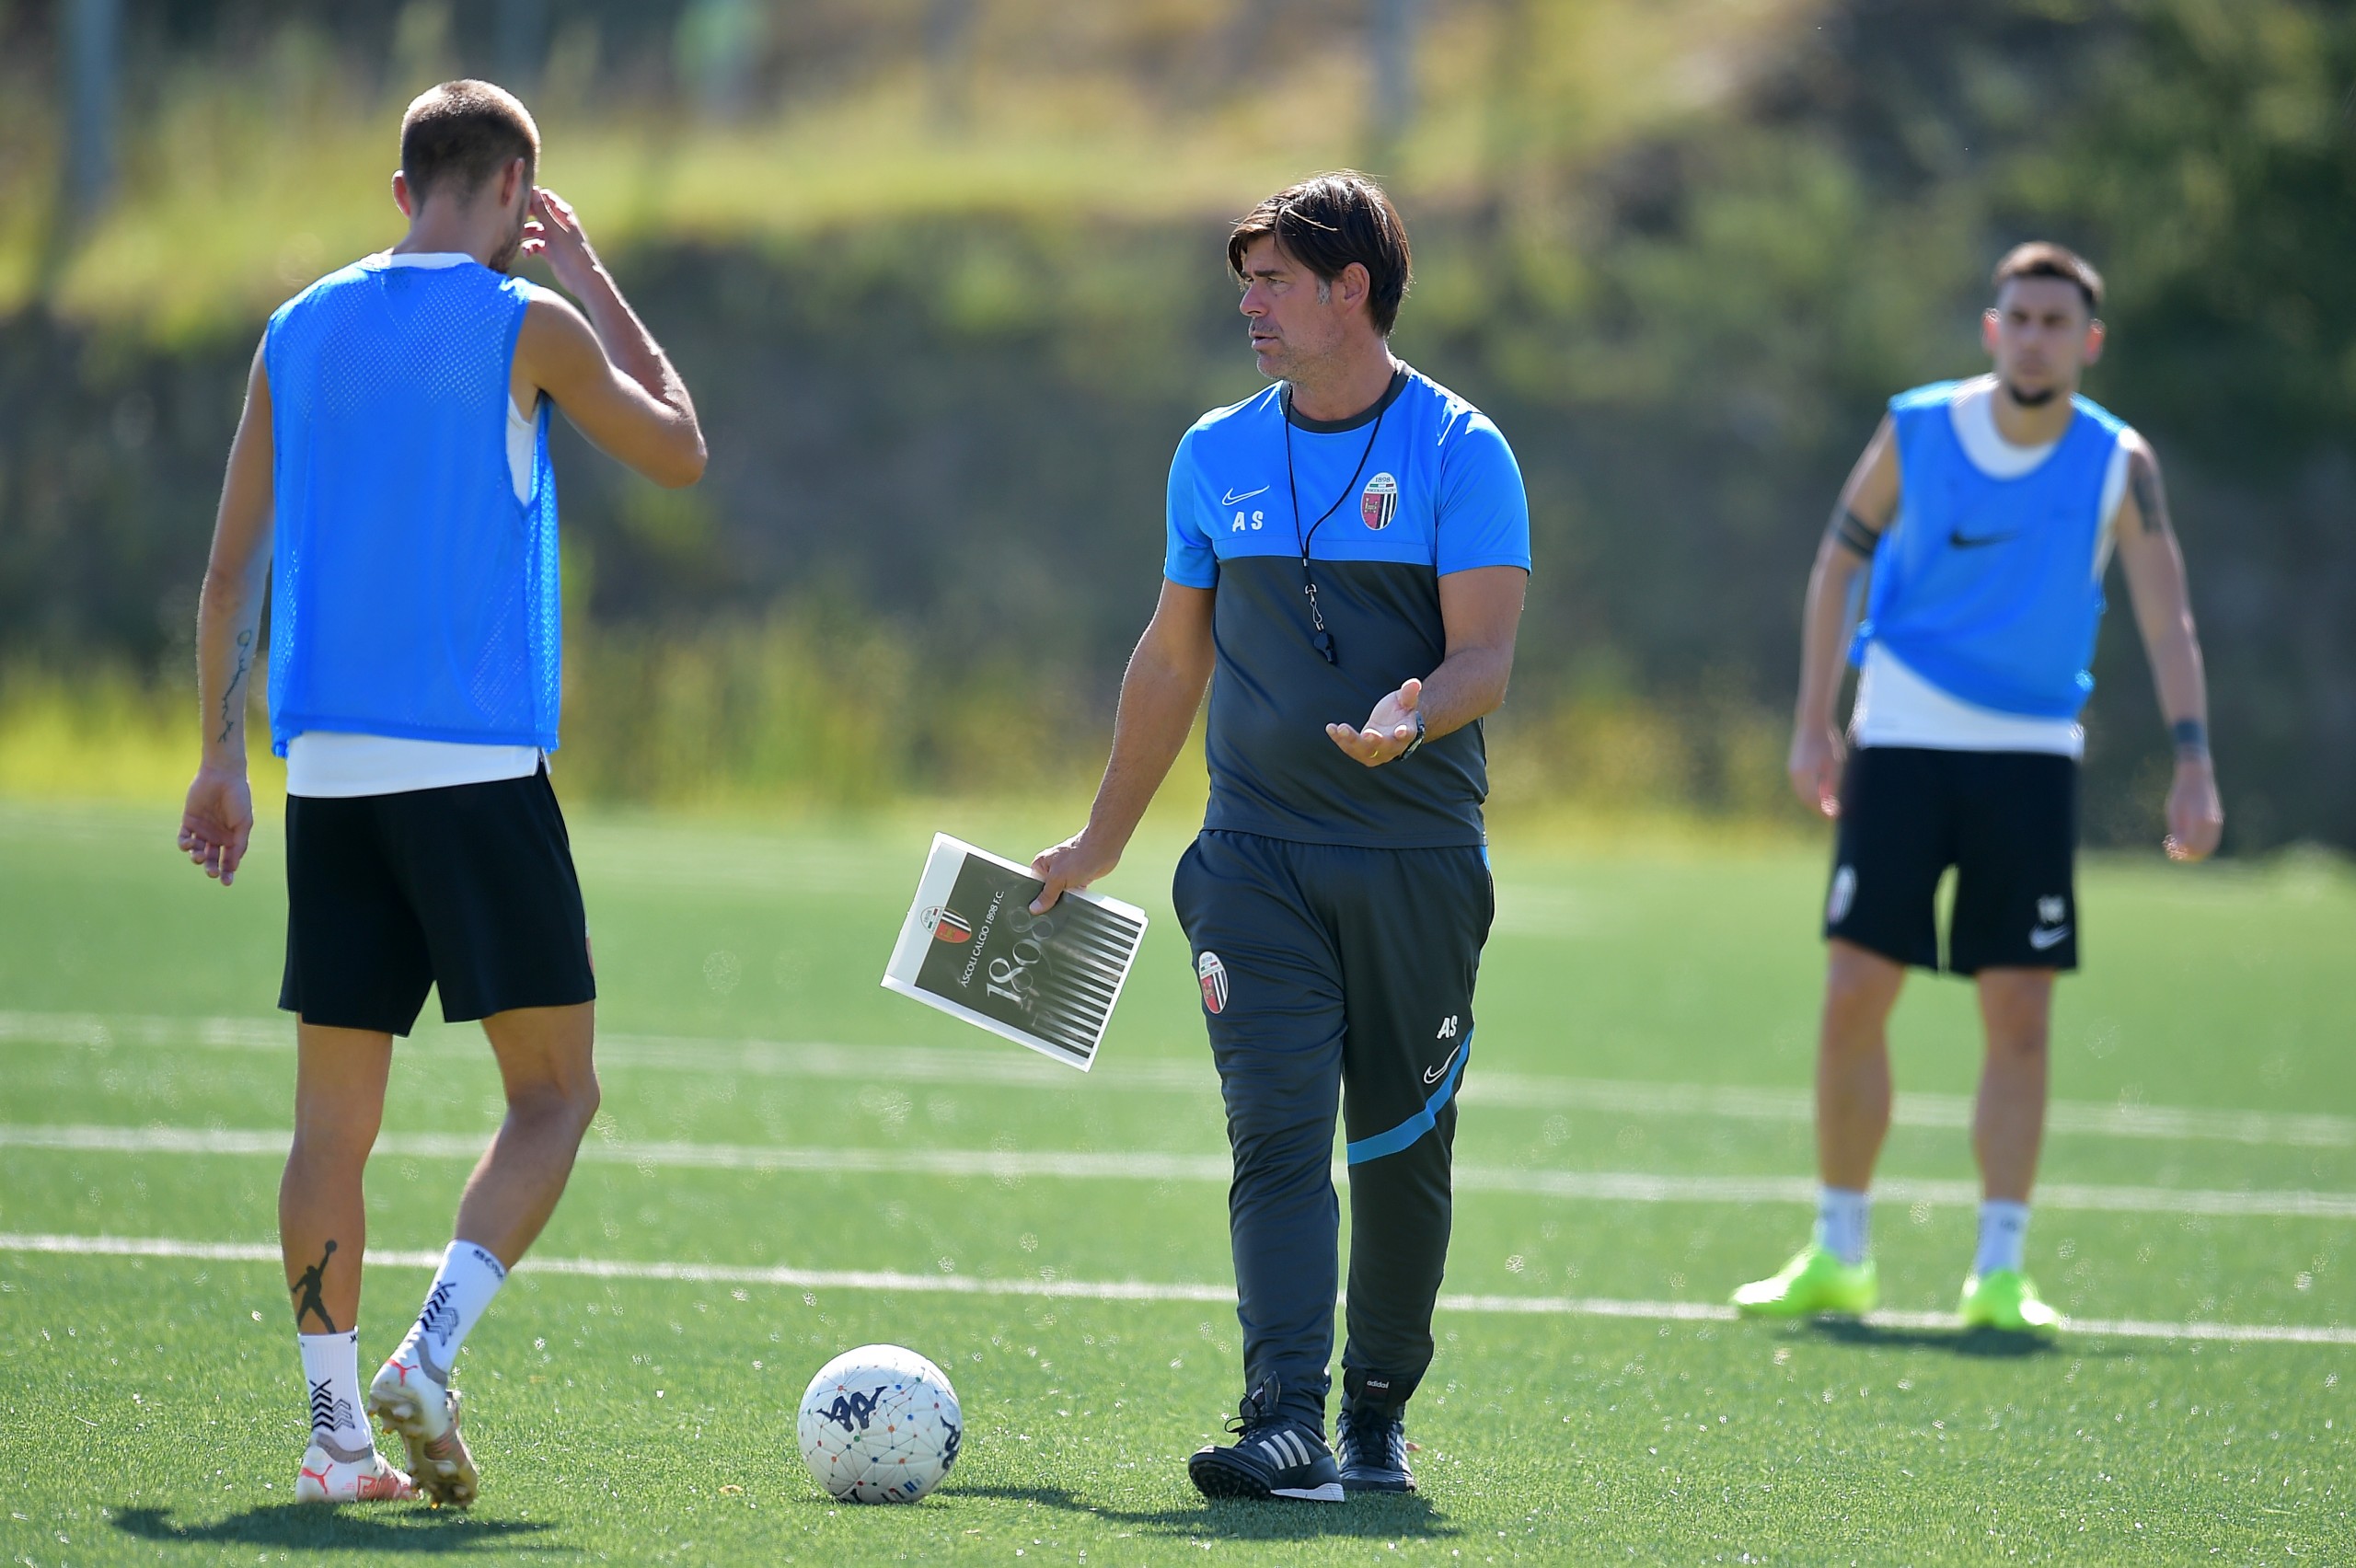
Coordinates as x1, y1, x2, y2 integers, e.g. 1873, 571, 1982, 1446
1172, 829, 1493, 1427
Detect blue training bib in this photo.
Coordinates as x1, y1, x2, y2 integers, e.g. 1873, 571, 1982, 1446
1856, 380, 2123, 720
265, 257, 561, 755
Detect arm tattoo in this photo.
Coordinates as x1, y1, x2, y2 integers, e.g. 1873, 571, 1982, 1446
216, 628, 253, 744
1830, 508, 1883, 558
2128, 449, 2175, 542
2170, 718, 2210, 760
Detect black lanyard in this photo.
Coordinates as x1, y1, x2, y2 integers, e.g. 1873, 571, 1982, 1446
1282, 382, 1391, 665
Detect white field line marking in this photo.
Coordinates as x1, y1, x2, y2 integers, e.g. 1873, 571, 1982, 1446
7, 1122, 2356, 1220
6, 1009, 2350, 1151
0, 1123, 1230, 1183
4, 1229, 2352, 1348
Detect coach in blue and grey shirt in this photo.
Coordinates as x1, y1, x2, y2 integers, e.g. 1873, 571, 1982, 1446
1031, 172, 1530, 1504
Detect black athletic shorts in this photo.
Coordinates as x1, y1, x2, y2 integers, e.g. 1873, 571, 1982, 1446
280, 764, 595, 1035
1823, 745, 2078, 974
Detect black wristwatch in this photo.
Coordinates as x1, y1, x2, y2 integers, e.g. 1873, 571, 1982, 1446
1395, 709, 1426, 761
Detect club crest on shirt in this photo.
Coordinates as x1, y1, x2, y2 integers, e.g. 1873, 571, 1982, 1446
924, 906, 975, 944
1196, 951, 1229, 1014
1360, 472, 1399, 530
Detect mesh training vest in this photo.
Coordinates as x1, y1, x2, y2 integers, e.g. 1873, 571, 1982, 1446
1854, 379, 2124, 720
265, 256, 560, 755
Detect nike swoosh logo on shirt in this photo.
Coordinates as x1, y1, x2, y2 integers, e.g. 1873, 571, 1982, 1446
1949, 529, 2018, 548
1221, 486, 1271, 507
2028, 925, 2071, 950
1424, 1043, 1463, 1086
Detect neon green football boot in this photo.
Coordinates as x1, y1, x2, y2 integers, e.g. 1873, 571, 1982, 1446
1731, 1244, 1878, 1319
1958, 1269, 2062, 1335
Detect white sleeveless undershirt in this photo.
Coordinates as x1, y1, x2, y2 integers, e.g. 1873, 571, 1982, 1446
1850, 378, 2131, 760
283, 252, 549, 798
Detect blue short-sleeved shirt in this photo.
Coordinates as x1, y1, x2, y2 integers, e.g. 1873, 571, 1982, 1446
1165, 366, 1531, 847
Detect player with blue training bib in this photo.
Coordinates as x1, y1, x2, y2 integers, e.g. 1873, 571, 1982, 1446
178, 81, 705, 1507
1732, 243, 2223, 1334
1032, 173, 1530, 1502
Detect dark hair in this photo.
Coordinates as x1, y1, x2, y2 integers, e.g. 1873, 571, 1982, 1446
1992, 241, 2104, 314
1228, 171, 1413, 336
399, 80, 540, 205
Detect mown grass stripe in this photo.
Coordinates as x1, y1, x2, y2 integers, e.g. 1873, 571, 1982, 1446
6, 1009, 2350, 1149
6, 1122, 2354, 1218
4, 1230, 2350, 1346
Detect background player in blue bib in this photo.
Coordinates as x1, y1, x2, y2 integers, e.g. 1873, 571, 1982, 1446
1031, 173, 1530, 1501
1733, 243, 2223, 1332
177, 80, 705, 1505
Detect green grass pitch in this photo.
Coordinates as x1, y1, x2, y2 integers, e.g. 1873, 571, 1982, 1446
1, 797, 2350, 1563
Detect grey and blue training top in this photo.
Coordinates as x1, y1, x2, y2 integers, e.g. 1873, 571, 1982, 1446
1164, 367, 1530, 849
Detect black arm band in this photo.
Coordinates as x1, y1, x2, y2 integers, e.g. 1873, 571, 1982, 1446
1831, 510, 1882, 558
2170, 718, 2210, 758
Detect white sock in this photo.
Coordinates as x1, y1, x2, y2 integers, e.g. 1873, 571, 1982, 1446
391, 1240, 509, 1386
1974, 1200, 2031, 1277
297, 1329, 372, 1455
1814, 1186, 1871, 1266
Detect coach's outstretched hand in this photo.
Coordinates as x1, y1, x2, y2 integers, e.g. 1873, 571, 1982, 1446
1030, 833, 1121, 915
1787, 724, 1845, 818
179, 767, 255, 887
1328, 678, 1422, 767
2164, 756, 2223, 862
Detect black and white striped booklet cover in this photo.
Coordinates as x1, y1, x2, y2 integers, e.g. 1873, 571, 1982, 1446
882, 834, 1149, 1072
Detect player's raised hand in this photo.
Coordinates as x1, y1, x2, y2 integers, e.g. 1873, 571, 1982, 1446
1787, 723, 1845, 818
2163, 756, 2223, 862
521, 189, 602, 294
1327, 677, 1421, 767
1030, 832, 1120, 915
179, 766, 255, 887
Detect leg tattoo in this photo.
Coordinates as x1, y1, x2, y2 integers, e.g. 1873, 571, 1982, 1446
292, 1239, 340, 1333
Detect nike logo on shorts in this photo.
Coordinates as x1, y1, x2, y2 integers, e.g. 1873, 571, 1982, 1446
1424, 1043, 1463, 1086
2028, 925, 2071, 951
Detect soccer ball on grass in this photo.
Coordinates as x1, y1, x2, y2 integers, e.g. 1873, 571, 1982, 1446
796, 1343, 963, 1503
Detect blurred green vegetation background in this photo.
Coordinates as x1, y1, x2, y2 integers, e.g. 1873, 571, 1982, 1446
1, 0, 2350, 846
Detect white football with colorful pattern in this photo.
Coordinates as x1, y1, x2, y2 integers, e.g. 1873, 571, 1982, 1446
796, 1343, 963, 1504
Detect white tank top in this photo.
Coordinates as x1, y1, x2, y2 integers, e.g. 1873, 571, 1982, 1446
283, 251, 548, 798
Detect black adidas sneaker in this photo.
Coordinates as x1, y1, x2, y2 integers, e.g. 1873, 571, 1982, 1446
1187, 1378, 1345, 1503
1335, 1401, 1415, 1493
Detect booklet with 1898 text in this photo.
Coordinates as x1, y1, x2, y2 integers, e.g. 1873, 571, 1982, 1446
880, 834, 1148, 1072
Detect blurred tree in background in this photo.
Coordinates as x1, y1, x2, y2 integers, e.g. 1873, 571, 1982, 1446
0, 0, 2349, 845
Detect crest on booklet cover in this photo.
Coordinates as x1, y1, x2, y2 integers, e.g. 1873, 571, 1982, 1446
925, 906, 975, 943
